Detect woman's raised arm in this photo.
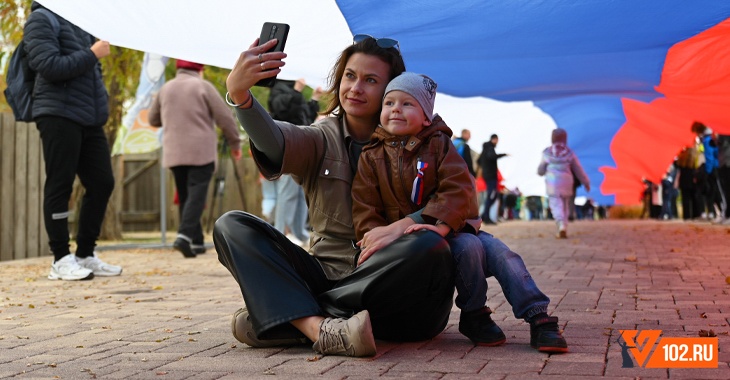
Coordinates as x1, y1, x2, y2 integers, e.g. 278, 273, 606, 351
226, 39, 289, 170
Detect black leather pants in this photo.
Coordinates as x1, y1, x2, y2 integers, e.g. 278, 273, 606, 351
214, 211, 455, 342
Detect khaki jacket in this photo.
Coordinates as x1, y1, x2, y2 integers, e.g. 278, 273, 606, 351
352, 115, 480, 241
253, 116, 360, 280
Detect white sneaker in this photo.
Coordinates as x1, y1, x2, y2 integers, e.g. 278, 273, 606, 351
76, 252, 122, 277
49, 254, 94, 281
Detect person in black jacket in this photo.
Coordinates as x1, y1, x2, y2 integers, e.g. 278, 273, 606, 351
719, 134, 730, 223
268, 79, 320, 126
24, 2, 121, 281
478, 134, 508, 224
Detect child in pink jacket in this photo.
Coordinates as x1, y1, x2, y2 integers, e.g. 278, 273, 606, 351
537, 128, 590, 238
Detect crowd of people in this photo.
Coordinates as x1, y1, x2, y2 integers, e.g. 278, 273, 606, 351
455, 128, 604, 238
642, 122, 728, 224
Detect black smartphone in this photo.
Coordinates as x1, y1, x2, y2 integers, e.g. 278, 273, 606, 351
254, 22, 290, 87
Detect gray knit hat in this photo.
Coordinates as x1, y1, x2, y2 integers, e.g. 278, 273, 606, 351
384, 72, 437, 121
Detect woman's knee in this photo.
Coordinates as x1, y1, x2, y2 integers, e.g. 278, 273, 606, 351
397, 230, 451, 265
213, 211, 278, 268
214, 211, 260, 237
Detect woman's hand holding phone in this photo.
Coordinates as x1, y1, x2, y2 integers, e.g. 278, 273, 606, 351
226, 38, 287, 107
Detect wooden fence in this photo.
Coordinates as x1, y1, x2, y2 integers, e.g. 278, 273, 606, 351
0, 113, 48, 261
0, 112, 261, 262
120, 150, 262, 232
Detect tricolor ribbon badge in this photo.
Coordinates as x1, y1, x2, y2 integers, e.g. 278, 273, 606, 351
411, 159, 428, 205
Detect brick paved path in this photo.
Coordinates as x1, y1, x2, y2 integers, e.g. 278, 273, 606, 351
1, 220, 728, 379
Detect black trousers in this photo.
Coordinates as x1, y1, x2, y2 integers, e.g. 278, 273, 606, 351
680, 186, 699, 220
720, 166, 730, 218
171, 163, 214, 244
36, 117, 114, 261
481, 179, 498, 222
214, 211, 455, 342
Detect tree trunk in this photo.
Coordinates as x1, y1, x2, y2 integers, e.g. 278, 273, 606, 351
97, 47, 133, 240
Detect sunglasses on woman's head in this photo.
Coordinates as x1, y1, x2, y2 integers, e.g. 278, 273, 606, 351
353, 34, 401, 53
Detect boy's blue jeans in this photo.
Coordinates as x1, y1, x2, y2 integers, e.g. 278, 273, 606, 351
448, 231, 550, 321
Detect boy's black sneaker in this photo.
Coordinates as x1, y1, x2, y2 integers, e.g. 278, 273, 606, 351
458, 306, 506, 346
529, 315, 568, 353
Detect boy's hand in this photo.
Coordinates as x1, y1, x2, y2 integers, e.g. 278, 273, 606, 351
356, 218, 415, 266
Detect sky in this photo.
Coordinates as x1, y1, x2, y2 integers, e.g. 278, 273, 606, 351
36, 0, 560, 198
35, 0, 730, 204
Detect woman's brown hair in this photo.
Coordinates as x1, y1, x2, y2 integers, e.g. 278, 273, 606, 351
321, 37, 406, 118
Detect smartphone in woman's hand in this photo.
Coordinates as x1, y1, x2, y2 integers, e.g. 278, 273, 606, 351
255, 22, 290, 87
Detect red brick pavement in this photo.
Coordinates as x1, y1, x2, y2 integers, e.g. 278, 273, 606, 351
1, 220, 728, 379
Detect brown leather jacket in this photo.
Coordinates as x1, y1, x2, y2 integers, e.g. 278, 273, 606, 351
352, 115, 480, 241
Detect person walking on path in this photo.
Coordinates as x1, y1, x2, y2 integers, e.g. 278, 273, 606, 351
478, 134, 508, 224
352, 72, 568, 352
148, 59, 242, 258
692, 122, 725, 222
537, 128, 590, 239
24, 2, 121, 281
675, 146, 701, 220
718, 134, 730, 223
660, 162, 679, 220
216, 35, 455, 358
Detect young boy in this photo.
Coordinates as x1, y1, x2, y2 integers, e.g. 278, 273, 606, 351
537, 128, 590, 238
352, 72, 481, 241
352, 72, 568, 352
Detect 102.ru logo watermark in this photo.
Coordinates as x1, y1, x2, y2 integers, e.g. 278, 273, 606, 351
618, 330, 718, 368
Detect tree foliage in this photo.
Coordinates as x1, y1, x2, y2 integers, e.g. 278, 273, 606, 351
0, 0, 323, 136
0, 0, 142, 143
0, 0, 32, 114
0, 1, 327, 240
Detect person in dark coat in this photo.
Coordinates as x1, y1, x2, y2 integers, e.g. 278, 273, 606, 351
718, 134, 730, 223
24, 2, 121, 281
478, 134, 508, 224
